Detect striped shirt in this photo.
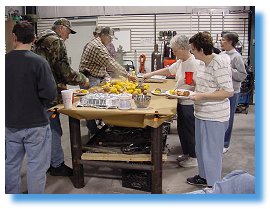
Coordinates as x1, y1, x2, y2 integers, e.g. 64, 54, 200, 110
195, 54, 233, 122
79, 37, 129, 78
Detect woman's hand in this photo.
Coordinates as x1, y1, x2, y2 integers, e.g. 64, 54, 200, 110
143, 73, 153, 80
190, 90, 233, 101
189, 93, 204, 101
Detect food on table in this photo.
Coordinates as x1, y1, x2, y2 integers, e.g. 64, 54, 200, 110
154, 88, 162, 94
90, 80, 150, 95
142, 89, 148, 95
75, 89, 89, 94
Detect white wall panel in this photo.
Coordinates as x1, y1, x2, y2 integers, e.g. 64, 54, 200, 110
57, 6, 104, 17
37, 6, 104, 18
191, 13, 249, 60
104, 6, 188, 15
36, 6, 247, 18
36, 18, 56, 35
98, 12, 249, 72
98, 15, 156, 72
37, 6, 58, 18
37, 10, 250, 73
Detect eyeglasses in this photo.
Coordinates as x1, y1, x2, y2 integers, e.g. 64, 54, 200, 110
106, 35, 112, 40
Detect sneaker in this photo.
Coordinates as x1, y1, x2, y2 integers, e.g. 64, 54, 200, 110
223, 147, 229, 154
179, 157, 198, 168
49, 163, 73, 176
176, 154, 188, 162
186, 175, 207, 186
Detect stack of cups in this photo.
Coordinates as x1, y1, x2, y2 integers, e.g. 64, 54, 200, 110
61, 90, 74, 109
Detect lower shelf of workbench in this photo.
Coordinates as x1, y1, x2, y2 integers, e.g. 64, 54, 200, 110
81, 153, 167, 162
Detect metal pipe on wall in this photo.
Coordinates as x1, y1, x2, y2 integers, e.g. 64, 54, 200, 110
154, 14, 156, 45
210, 11, 212, 34
25, 6, 37, 34
197, 12, 200, 32
222, 11, 225, 32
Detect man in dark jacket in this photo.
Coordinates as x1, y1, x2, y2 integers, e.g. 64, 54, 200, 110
5, 21, 57, 193
34, 18, 89, 176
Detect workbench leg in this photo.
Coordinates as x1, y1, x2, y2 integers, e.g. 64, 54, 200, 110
151, 125, 163, 194
69, 117, 84, 188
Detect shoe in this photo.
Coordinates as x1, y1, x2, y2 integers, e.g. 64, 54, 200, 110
179, 157, 198, 168
223, 147, 229, 154
186, 175, 207, 186
176, 154, 188, 162
49, 162, 73, 176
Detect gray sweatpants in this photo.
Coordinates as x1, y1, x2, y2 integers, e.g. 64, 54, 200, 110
195, 118, 229, 186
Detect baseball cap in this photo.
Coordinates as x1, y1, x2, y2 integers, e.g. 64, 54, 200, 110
53, 18, 76, 34
100, 27, 118, 40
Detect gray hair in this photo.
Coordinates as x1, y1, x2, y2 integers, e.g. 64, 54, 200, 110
170, 34, 190, 50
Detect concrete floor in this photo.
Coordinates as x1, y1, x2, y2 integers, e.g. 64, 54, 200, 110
20, 105, 255, 194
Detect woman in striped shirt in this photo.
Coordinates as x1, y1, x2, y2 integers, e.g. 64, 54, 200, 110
186, 32, 234, 187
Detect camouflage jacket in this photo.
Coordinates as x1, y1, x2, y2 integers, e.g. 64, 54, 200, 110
34, 29, 88, 105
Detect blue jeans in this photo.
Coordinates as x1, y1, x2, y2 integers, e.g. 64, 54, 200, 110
85, 76, 102, 134
5, 124, 51, 194
224, 93, 240, 148
47, 112, 64, 167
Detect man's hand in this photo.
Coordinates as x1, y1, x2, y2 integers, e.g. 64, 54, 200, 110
127, 74, 137, 82
57, 83, 67, 91
80, 78, 90, 89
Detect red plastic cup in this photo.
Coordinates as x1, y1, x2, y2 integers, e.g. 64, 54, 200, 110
185, 72, 193, 85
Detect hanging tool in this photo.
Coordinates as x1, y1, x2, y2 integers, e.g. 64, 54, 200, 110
139, 54, 146, 73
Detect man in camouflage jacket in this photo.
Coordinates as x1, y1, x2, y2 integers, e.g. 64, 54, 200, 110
35, 18, 89, 105
34, 18, 89, 176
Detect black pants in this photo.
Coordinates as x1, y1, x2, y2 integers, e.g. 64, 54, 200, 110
177, 103, 196, 158
86, 120, 99, 135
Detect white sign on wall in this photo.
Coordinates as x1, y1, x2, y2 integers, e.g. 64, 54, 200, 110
112, 29, 131, 52
140, 38, 154, 45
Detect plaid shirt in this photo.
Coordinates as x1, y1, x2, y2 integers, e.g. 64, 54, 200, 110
79, 37, 129, 78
